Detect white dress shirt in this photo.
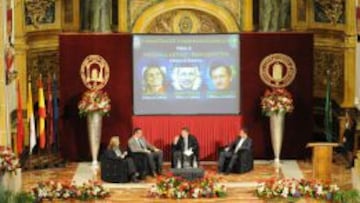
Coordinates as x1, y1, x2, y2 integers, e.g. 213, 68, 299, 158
184, 136, 188, 151
234, 138, 246, 153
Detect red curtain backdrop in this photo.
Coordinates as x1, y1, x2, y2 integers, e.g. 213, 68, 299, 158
59, 33, 313, 161
59, 34, 133, 161
132, 116, 242, 161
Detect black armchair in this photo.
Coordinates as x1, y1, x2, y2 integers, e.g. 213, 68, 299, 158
100, 154, 129, 183
127, 150, 150, 178
232, 149, 254, 173
218, 146, 254, 174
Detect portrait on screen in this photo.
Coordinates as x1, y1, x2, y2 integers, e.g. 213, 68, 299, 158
142, 65, 166, 95
171, 65, 202, 91
209, 65, 233, 91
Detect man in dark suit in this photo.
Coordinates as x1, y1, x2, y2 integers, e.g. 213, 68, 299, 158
218, 128, 253, 174
172, 127, 199, 168
128, 128, 163, 176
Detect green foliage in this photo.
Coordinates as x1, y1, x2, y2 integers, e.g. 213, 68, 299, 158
0, 185, 34, 203
333, 189, 360, 203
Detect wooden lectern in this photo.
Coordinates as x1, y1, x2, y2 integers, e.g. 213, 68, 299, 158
306, 143, 338, 181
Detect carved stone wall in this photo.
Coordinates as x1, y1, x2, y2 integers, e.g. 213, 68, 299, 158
129, 0, 162, 30
147, 9, 225, 33
314, 48, 344, 103
27, 51, 59, 96
129, 0, 241, 31
314, 0, 345, 24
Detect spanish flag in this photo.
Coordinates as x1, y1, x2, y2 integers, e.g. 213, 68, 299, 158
16, 80, 24, 154
38, 76, 46, 149
28, 80, 36, 154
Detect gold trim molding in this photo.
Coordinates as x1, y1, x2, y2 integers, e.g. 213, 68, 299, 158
132, 0, 239, 33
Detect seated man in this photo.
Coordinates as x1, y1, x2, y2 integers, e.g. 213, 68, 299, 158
103, 136, 139, 182
172, 127, 199, 168
218, 128, 253, 174
128, 128, 163, 176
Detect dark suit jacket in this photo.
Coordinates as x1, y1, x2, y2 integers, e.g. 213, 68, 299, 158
173, 134, 199, 157
228, 137, 252, 154
103, 149, 124, 160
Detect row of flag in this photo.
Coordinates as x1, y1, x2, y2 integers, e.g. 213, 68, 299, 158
16, 74, 59, 155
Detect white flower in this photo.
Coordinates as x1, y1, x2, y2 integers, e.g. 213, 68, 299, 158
281, 187, 289, 198
330, 184, 339, 192
316, 185, 323, 195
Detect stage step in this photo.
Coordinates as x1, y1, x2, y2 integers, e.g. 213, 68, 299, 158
22, 153, 66, 170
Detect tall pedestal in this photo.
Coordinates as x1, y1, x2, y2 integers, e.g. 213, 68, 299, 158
0, 168, 22, 193
270, 113, 285, 166
306, 143, 338, 181
87, 112, 103, 168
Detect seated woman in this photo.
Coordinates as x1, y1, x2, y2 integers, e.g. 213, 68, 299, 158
172, 127, 199, 168
103, 136, 140, 182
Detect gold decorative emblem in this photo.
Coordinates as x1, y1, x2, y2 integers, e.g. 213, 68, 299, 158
259, 53, 296, 88
80, 55, 110, 90
173, 11, 199, 33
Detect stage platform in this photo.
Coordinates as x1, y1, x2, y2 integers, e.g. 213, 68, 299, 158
21, 157, 353, 202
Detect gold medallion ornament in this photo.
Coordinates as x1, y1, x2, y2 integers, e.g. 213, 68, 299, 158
259, 53, 296, 88
80, 55, 110, 90
173, 10, 200, 33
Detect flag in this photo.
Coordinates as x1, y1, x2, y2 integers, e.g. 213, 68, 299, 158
16, 80, 24, 154
38, 76, 46, 149
324, 70, 333, 142
52, 74, 59, 150
28, 80, 36, 154
46, 75, 54, 150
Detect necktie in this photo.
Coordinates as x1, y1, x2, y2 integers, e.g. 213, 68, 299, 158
138, 139, 145, 149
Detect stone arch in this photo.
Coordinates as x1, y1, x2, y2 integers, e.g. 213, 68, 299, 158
132, 0, 239, 33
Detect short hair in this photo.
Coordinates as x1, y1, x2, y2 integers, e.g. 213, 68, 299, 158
210, 65, 232, 77
133, 127, 142, 135
241, 127, 248, 134
181, 127, 190, 133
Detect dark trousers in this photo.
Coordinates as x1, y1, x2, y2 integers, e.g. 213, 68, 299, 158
146, 151, 163, 173
218, 151, 238, 173
172, 150, 196, 168
124, 157, 137, 177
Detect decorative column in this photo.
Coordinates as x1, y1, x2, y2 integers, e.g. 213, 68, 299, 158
0, 0, 8, 146
242, 0, 253, 31
118, 0, 128, 32
91, 0, 112, 32
343, 0, 356, 107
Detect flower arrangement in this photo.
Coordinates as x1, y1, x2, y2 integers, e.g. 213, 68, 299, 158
261, 88, 294, 116
148, 173, 227, 199
30, 180, 110, 202
78, 90, 111, 117
0, 147, 20, 175
256, 178, 360, 202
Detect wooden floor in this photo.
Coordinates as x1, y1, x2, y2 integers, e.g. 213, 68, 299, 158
22, 155, 353, 202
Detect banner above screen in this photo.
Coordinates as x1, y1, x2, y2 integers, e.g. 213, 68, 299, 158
133, 34, 240, 115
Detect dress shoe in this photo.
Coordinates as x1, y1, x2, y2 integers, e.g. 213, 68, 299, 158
131, 177, 140, 183
131, 174, 140, 183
